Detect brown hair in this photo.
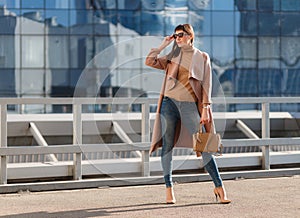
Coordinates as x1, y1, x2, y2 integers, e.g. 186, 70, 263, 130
167, 24, 195, 62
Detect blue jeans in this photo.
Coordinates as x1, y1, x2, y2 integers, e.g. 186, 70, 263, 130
160, 96, 223, 188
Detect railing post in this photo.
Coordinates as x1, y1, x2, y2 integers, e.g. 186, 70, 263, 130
262, 102, 270, 170
73, 103, 82, 180
141, 101, 150, 177
0, 104, 7, 184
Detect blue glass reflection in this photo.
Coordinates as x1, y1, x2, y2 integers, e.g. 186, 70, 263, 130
21, 0, 44, 9
45, 0, 69, 9
0, 0, 20, 8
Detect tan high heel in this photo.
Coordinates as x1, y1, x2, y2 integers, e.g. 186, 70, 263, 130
166, 187, 176, 204
214, 186, 231, 204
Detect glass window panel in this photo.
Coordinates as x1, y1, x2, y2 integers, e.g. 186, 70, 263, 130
0, 35, 17, 68
70, 0, 116, 10
70, 69, 83, 87
98, 10, 118, 25
281, 37, 300, 69
258, 0, 280, 11
51, 69, 69, 86
235, 0, 256, 11
281, 0, 300, 11
97, 0, 117, 9
0, 0, 20, 8
258, 37, 280, 68
282, 69, 300, 95
212, 11, 234, 35
188, 11, 211, 36
234, 69, 258, 96
258, 12, 280, 36
45, 9, 69, 27
45, 0, 69, 9
21, 69, 45, 94
0, 69, 16, 96
236, 37, 257, 68
70, 36, 94, 68
69, 0, 87, 9
21, 10, 44, 34
94, 22, 117, 35
116, 36, 142, 70
0, 15, 18, 34
212, 37, 234, 68
212, 0, 234, 10
141, 0, 164, 10
219, 69, 234, 97
258, 69, 282, 96
118, 11, 141, 35
21, 36, 44, 68
194, 36, 211, 54
117, 0, 140, 10
70, 10, 93, 34
140, 11, 164, 36
93, 36, 116, 68
281, 13, 300, 36
188, 0, 211, 10
236, 11, 257, 36
164, 12, 188, 35
21, 0, 44, 9
46, 35, 69, 68
46, 25, 69, 35
50, 70, 74, 98
165, 0, 187, 8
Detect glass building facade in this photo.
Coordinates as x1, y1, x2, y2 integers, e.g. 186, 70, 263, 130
0, 0, 299, 112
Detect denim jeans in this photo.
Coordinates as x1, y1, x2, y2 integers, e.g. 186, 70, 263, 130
160, 96, 223, 188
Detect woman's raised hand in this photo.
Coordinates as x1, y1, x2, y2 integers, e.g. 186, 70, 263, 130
158, 35, 174, 51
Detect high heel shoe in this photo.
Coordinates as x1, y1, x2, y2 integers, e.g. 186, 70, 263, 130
214, 186, 231, 204
166, 187, 176, 204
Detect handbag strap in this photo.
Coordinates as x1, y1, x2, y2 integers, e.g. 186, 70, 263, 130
199, 121, 216, 134
199, 123, 204, 133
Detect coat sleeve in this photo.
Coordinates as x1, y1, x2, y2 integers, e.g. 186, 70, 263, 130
145, 48, 168, 70
201, 52, 212, 104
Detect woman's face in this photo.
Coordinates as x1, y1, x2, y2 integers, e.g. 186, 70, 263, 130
174, 30, 192, 47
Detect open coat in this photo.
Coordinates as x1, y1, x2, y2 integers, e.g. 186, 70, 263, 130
145, 47, 215, 155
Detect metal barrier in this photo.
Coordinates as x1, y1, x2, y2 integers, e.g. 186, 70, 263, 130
0, 97, 300, 185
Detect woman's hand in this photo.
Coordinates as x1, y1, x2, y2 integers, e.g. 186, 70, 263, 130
158, 35, 174, 51
200, 107, 211, 124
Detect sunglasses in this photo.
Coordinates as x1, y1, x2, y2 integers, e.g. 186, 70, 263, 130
173, 32, 189, 39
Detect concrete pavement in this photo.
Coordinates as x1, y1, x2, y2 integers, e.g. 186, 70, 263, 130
0, 176, 299, 218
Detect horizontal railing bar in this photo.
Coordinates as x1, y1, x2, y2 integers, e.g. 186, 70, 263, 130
0, 145, 82, 156
0, 97, 158, 105
0, 143, 150, 156
81, 143, 150, 153
1, 139, 299, 156
0, 97, 299, 105
222, 138, 300, 147
213, 97, 300, 104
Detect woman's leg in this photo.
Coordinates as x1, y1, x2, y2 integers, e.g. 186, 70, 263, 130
160, 97, 180, 187
180, 102, 223, 188
201, 152, 223, 187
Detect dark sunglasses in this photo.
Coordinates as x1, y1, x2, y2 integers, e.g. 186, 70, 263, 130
173, 32, 188, 39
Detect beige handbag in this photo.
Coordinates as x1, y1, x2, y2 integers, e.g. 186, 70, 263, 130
192, 124, 223, 154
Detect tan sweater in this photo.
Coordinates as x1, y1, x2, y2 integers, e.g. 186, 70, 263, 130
164, 46, 197, 102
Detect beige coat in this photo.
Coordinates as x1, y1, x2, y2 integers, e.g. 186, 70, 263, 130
145, 47, 215, 155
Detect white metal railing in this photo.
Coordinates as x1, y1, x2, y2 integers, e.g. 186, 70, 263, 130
0, 97, 300, 184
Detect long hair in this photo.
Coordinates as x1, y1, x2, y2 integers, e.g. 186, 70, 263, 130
166, 24, 195, 62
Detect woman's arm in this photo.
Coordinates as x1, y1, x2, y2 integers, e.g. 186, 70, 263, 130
200, 52, 212, 125
145, 35, 174, 69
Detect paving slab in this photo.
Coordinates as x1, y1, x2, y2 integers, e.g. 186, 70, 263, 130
0, 176, 299, 218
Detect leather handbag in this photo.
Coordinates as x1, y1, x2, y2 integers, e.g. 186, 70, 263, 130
192, 124, 223, 154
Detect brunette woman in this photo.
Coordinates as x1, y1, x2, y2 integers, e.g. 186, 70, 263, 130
145, 24, 231, 204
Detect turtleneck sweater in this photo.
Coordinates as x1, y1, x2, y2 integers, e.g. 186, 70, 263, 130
164, 45, 197, 102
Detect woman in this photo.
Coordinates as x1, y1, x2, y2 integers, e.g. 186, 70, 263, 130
145, 24, 231, 204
